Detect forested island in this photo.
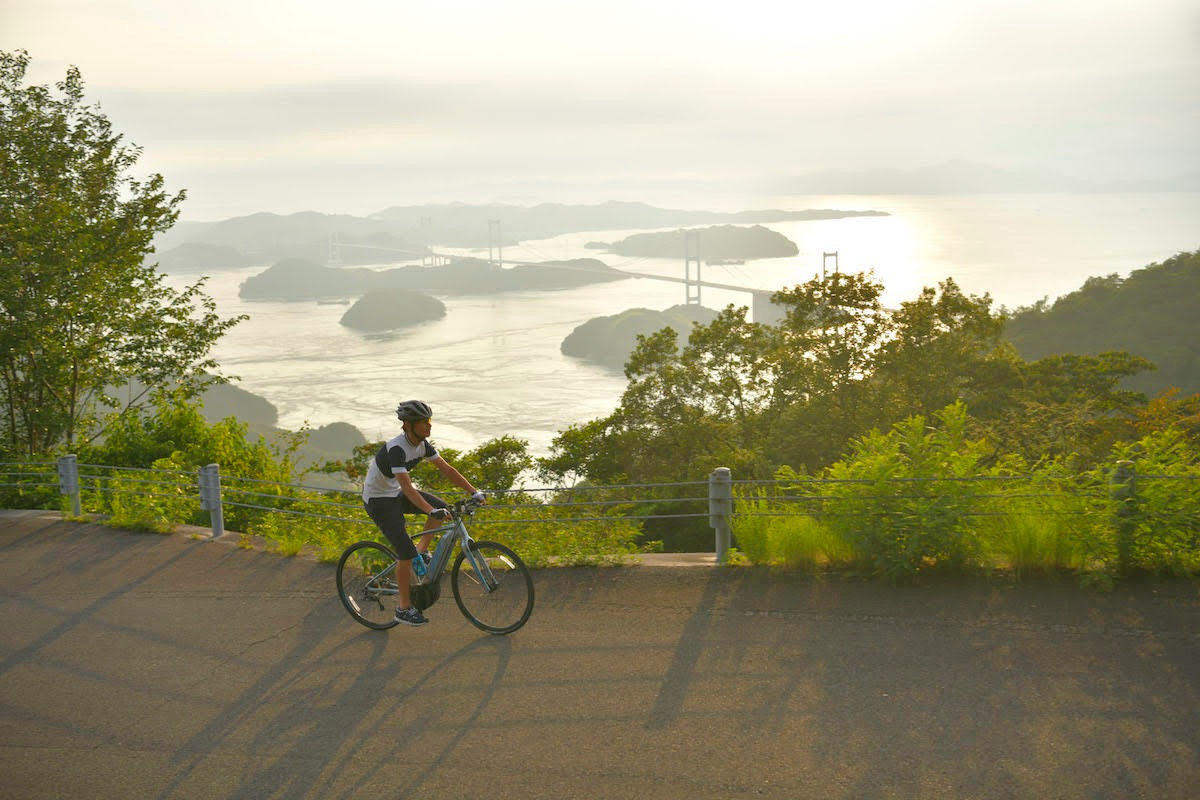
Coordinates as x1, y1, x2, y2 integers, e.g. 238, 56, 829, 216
592, 224, 800, 260
562, 305, 722, 370
238, 256, 626, 302
339, 289, 446, 333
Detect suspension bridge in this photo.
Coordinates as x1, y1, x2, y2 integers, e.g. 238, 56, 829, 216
326, 227, 843, 325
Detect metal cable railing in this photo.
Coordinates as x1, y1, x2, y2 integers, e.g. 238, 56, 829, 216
2, 457, 1196, 568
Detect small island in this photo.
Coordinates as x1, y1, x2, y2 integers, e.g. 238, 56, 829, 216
340, 288, 446, 333
562, 304, 722, 371
595, 224, 799, 260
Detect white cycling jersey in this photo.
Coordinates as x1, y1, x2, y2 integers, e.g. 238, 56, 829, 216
361, 434, 439, 503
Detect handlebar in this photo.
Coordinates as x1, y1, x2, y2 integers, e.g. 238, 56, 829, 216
450, 494, 486, 518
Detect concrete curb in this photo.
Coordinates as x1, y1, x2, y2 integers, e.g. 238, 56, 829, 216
0, 509, 718, 568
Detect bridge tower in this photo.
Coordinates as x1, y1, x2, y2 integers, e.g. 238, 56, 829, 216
822, 251, 839, 279
327, 232, 343, 266
684, 229, 702, 306
488, 219, 503, 270
421, 216, 433, 267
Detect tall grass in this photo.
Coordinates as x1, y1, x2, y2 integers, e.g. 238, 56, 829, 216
735, 493, 854, 571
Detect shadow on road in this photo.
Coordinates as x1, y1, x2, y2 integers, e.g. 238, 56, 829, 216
2, 511, 1198, 800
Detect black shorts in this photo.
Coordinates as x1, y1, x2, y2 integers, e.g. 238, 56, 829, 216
364, 492, 448, 559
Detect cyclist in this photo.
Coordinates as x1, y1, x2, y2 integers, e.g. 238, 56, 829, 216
362, 400, 485, 627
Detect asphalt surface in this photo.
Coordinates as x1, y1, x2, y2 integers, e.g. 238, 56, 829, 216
1, 509, 1198, 800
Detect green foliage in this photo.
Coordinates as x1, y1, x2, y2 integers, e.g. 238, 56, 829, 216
973, 351, 1154, 469
733, 493, 853, 572
93, 463, 195, 534
431, 435, 530, 494
873, 278, 1011, 421
545, 272, 1019, 486
973, 458, 1110, 577
1005, 249, 1200, 396
0, 460, 59, 509
474, 514, 641, 567
74, 389, 302, 532
80, 389, 299, 481
728, 405, 1200, 583
0, 50, 245, 456
1110, 429, 1200, 575
819, 403, 990, 580
540, 306, 778, 486
538, 266, 1181, 556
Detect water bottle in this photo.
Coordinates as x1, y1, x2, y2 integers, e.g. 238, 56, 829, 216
413, 552, 427, 579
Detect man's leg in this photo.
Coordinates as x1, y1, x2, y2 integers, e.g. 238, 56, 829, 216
416, 491, 450, 555
366, 498, 423, 617
417, 517, 439, 555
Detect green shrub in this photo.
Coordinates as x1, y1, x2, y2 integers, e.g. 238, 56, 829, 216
821, 403, 989, 580
1110, 430, 1200, 575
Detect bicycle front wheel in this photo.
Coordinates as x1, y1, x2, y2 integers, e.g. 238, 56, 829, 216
451, 540, 534, 634
337, 541, 400, 629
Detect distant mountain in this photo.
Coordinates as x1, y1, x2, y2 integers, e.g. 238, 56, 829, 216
369, 200, 885, 246
151, 202, 887, 271
776, 160, 1200, 195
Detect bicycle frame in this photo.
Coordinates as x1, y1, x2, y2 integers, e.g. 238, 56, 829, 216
413, 499, 500, 591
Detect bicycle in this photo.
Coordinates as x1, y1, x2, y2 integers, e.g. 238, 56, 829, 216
335, 496, 534, 635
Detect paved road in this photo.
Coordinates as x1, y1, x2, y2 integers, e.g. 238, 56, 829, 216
1, 510, 1198, 799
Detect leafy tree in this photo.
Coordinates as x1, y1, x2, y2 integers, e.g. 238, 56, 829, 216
973, 351, 1154, 468
1109, 428, 1200, 575
0, 50, 244, 456
873, 278, 1011, 419
762, 272, 895, 470
541, 313, 767, 487
78, 388, 302, 479
1133, 388, 1200, 443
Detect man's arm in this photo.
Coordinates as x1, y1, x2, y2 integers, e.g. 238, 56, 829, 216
396, 472, 439, 514
430, 455, 479, 496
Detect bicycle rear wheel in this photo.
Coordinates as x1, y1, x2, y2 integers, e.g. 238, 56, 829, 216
337, 541, 400, 629
451, 540, 534, 634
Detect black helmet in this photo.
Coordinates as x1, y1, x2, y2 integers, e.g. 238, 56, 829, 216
395, 400, 433, 421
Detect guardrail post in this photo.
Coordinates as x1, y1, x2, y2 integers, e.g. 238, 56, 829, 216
1110, 459, 1137, 573
709, 467, 732, 563
198, 463, 225, 539
57, 454, 82, 517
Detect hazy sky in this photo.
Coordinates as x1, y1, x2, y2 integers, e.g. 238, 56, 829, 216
4, 0, 1199, 219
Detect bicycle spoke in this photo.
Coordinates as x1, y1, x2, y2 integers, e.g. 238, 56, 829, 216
451, 541, 534, 635
337, 541, 401, 629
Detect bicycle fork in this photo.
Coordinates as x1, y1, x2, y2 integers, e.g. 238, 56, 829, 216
461, 535, 499, 592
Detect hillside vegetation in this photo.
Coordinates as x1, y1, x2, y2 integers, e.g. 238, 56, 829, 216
1005, 250, 1200, 396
